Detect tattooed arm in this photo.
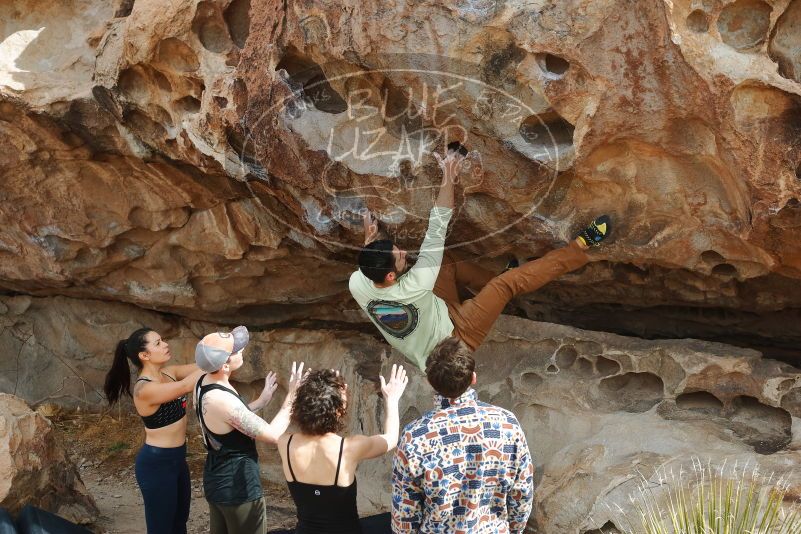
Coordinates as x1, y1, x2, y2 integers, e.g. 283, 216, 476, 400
202, 391, 285, 444
227, 403, 286, 444
209, 362, 306, 445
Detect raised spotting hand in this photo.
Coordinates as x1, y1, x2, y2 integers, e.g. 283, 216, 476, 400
363, 210, 379, 245
380, 364, 409, 404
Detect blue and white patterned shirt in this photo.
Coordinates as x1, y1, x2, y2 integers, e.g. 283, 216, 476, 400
391, 388, 534, 533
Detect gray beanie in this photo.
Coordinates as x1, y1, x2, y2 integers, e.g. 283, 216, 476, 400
195, 326, 250, 373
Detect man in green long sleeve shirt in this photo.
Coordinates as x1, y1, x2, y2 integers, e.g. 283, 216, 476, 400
349, 143, 611, 369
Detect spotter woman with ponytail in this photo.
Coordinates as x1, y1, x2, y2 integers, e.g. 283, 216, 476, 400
104, 328, 204, 534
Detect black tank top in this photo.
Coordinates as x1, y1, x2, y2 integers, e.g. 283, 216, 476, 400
136, 375, 186, 429
286, 435, 362, 534
195, 377, 262, 505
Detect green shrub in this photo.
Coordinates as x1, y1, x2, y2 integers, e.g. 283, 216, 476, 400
599, 458, 801, 534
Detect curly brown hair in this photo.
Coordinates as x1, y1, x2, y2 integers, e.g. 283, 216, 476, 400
291, 369, 347, 435
426, 336, 475, 398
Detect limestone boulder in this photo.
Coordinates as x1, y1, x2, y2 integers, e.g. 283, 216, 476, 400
2, 0, 801, 352
0, 393, 98, 524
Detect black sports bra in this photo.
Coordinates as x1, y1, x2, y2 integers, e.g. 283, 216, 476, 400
136, 374, 187, 429
286, 435, 362, 534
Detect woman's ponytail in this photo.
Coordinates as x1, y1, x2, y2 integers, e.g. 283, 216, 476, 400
104, 328, 151, 405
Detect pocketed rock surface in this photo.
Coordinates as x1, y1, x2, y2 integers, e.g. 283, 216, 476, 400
1, 0, 801, 352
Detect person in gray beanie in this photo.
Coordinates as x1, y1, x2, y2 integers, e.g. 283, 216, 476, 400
193, 326, 305, 534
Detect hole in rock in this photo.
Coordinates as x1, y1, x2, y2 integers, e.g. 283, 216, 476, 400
225, 51, 241, 68
214, 96, 228, 108
225, 0, 251, 49
225, 125, 262, 175
595, 356, 620, 377
780, 387, 801, 417
768, 0, 801, 84
521, 372, 543, 389
124, 108, 168, 142
155, 38, 200, 72
151, 105, 174, 128
115, 0, 135, 17
518, 111, 574, 161
536, 53, 570, 78
583, 521, 622, 534
700, 249, 725, 265
226, 126, 247, 154
598, 372, 664, 413
118, 67, 149, 101
730, 395, 792, 454
153, 70, 172, 92
276, 51, 347, 114
545, 364, 559, 374
193, 1, 233, 53
717, 0, 772, 51
687, 9, 710, 32
575, 357, 594, 377
555, 346, 578, 368
189, 79, 206, 99
796, 162, 801, 180
175, 96, 201, 114
779, 378, 795, 393
712, 263, 738, 277
676, 391, 724, 413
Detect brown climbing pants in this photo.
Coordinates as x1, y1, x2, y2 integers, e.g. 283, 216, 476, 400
433, 241, 589, 350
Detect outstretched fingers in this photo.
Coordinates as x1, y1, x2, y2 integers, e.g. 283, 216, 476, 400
288, 361, 308, 392
393, 364, 405, 384
363, 211, 379, 244
380, 364, 409, 400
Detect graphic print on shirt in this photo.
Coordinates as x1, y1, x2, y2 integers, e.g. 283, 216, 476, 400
366, 300, 420, 339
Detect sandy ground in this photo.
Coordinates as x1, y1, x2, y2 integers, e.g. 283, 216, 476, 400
54, 412, 297, 534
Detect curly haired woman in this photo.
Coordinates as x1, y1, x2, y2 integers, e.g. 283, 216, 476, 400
277, 365, 408, 534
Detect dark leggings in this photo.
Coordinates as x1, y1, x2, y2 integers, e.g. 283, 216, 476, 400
135, 443, 191, 534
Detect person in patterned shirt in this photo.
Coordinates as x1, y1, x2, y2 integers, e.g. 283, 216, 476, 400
391, 337, 534, 533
